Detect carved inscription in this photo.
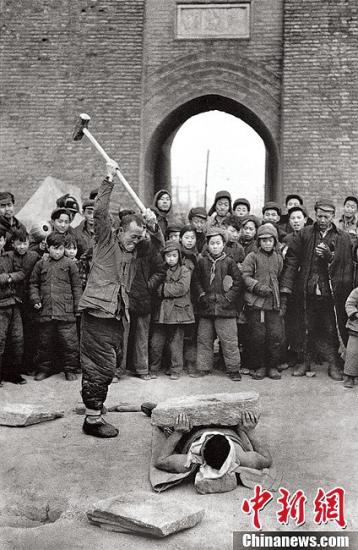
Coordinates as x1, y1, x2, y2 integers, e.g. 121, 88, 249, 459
176, 3, 250, 39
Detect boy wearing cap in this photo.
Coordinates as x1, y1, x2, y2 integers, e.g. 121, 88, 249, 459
149, 240, 194, 379
338, 196, 358, 247
0, 192, 27, 252
242, 223, 286, 380
56, 194, 80, 223
165, 220, 183, 243
281, 198, 353, 379
195, 227, 242, 380
188, 207, 207, 253
233, 198, 251, 219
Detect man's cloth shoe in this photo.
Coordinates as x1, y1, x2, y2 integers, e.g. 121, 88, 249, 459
251, 367, 266, 380
343, 376, 354, 389
7, 375, 27, 384
82, 417, 119, 438
292, 363, 308, 377
328, 364, 343, 381
228, 372, 242, 381
267, 368, 281, 380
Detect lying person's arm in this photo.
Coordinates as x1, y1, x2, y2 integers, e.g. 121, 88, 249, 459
155, 413, 192, 473
235, 411, 273, 470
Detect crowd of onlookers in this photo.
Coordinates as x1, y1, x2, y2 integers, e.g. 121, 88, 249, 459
0, 184, 358, 390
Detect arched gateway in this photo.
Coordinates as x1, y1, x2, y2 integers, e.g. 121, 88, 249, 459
139, 52, 282, 207
143, 94, 278, 205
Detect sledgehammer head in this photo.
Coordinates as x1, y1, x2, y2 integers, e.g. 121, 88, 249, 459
73, 113, 91, 141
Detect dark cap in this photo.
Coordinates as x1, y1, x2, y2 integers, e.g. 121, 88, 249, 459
257, 223, 278, 242
214, 190, 231, 203
262, 201, 282, 216
233, 198, 251, 211
188, 207, 207, 220
285, 194, 303, 206
64, 196, 80, 213
163, 239, 181, 255
240, 214, 261, 229
0, 191, 15, 204
205, 226, 227, 241
166, 220, 183, 234
314, 198, 336, 213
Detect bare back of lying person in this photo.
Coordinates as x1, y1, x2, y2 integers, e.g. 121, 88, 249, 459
154, 411, 272, 478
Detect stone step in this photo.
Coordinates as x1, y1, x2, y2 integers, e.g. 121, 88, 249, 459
0, 403, 64, 427
87, 493, 204, 537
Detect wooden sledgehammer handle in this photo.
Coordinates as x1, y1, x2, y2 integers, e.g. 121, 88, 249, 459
82, 127, 146, 213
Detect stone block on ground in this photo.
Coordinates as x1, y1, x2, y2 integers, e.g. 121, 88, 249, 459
151, 392, 260, 428
0, 404, 64, 427
87, 493, 204, 537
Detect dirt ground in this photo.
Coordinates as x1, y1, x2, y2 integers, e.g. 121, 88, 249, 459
0, 364, 357, 550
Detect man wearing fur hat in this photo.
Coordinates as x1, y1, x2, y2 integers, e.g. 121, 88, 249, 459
281, 198, 353, 380
0, 192, 27, 251
207, 190, 232, 228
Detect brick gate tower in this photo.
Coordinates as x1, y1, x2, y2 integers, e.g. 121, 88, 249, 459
1, 0, 357, 212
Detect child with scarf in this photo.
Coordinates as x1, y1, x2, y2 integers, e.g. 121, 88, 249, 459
149, 240, 194, 380
241, 224, 286, 380
195, 227, 242, 380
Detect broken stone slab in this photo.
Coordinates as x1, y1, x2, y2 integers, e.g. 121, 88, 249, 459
151, 392, 260, 428
0, 404, 64, 427
87, 493, 204, 537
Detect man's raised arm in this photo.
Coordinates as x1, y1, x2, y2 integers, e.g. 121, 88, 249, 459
94, 160, 119, 244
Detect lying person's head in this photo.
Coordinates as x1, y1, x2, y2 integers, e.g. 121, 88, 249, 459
202, 434, 231, 470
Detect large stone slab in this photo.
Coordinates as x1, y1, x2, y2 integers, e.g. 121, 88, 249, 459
0, 404, 64, 427
151, 392, 260, 428
87, 493, 204, 537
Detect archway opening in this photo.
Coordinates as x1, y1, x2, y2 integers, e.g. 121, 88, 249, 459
145, 95, 279, 209
171, 111, 265, 218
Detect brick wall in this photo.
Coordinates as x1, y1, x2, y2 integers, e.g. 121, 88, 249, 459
3, 0, 356, 217
0, 0, 145, 211
282, 0, 358, 215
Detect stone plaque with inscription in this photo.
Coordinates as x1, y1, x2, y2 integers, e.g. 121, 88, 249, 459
176, 3, 250, 40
